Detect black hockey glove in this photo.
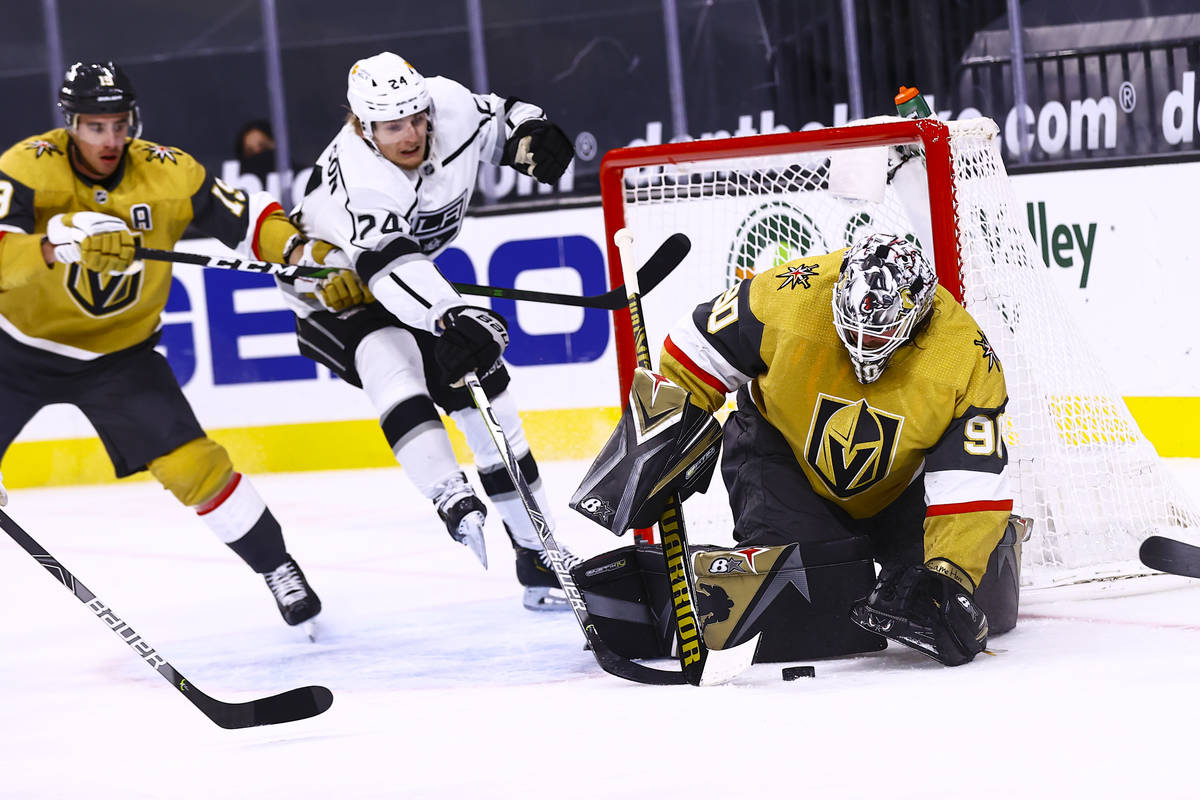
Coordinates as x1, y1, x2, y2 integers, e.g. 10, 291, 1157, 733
435, 306, 509, 387
502, 119, 575, 184
849, 562, 988, 666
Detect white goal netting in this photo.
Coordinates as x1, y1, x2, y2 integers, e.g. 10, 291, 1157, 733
601, 116, 1199, 587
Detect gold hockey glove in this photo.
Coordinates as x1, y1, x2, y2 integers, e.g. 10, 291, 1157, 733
46, 212, 137, 275
319, 269, 374, 312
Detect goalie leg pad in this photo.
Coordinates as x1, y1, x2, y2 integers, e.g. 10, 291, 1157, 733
573, 539, 884, 662
973, 514, 1029, 636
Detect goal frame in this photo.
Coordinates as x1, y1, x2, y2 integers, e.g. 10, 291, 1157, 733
599, 118, 964, 403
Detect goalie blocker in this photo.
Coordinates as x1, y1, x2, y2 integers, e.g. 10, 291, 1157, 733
570, 367, 723, 535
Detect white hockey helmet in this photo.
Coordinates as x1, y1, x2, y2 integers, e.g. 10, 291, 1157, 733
832, 233, 937, 384
346, 52, 431, 144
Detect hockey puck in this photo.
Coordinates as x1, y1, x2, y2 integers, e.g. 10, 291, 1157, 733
781, 666, 815, 680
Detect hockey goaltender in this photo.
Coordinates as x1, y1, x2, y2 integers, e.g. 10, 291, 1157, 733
570, 233, 1028, 667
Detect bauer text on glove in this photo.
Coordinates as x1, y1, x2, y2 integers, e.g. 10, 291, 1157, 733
434, 306, 509, 386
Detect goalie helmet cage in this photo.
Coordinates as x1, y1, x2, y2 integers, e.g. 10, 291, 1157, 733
599, 116, 1199, 588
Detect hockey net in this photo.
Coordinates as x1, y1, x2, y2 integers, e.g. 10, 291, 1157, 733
598, 116, 1200, 587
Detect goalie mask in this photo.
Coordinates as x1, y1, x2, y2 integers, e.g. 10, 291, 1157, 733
58, 61, 142, 139
832, 233, 936, 384
347, 52, 432, 148
570, 369, 722, 535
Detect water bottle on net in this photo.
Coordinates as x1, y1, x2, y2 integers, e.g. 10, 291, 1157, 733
895, 86, 933, 119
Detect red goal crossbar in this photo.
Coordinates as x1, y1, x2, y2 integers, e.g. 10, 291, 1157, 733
598, 118, 963, 405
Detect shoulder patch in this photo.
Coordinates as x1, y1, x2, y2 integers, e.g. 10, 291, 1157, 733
974, 329, 1001, 372
776, 261, 819, 290
24, 139, 65, 159
135, 143, 182, 164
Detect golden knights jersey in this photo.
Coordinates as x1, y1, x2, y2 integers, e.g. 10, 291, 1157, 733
660, 249, 1011, 586
0, 128, 295, 358
286, 76, 547, 328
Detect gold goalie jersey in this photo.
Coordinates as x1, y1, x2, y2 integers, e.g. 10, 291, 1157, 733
0, 128, 298, 357
660, 249, 1011, 587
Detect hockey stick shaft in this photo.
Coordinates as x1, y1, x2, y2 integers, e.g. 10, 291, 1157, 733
462, 373, 686, 685
134, 246, 678, 310
614, 229, 758, 686
0, 507, 333, 728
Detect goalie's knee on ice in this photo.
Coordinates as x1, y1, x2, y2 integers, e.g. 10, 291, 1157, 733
148, 437, 234, 507
573, 538, 885, 662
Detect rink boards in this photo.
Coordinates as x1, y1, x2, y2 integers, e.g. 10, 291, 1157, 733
4, 161, 1198, 487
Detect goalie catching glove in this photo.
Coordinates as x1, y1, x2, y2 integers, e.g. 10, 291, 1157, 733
570, 368, 722, 534
849, 560, 988, 666
502, 119, 574, 184
45, 212, 137, 275
434, 306, 509, 386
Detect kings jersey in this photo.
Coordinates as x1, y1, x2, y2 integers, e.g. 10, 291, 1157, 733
660, 249, 1011, 586
0, 128, 295, 358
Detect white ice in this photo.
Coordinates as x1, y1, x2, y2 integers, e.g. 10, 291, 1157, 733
2, 460, 1199, 799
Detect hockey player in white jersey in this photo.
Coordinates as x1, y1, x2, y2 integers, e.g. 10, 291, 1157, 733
279, 52, 577, 610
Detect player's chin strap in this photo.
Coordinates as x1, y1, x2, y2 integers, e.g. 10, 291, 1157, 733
613, 229, 761, 686
132, 246, 681, 310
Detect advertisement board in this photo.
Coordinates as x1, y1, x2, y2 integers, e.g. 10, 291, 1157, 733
6, 159, 1198, 487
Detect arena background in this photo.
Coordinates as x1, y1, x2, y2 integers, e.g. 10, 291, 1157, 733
2, 0, 1198, 487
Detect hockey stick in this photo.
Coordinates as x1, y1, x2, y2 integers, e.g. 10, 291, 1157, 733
134, 246, 679, 310
1140, 535, 1200, 579
614, 229, 761, 687
0, 507, 334, 729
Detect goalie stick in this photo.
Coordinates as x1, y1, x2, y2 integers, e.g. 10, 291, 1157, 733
1140, 535, 1200, 580
0, 507, 334, 729
614, 229, 761, 687
463, 372, 683, 686
133, 246, 679, 310
459, 234, 697, 686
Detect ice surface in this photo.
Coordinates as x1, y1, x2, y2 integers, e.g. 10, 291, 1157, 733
2, 460, 1200, 798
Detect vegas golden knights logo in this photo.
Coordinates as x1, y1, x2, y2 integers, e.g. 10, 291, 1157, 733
65, 264, 141, 317
804, 393, 902, 497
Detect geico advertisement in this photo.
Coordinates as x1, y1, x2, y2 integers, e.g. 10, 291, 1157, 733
16, 206, 618, 443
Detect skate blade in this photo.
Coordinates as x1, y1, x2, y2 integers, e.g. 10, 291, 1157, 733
461, 531, 488, 569
303, 619, 318, 642
455, 512, 488, 570
522, 586, 572, 612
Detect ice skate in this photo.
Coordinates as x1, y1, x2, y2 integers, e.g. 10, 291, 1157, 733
263, 555, 321, 640
514, 544, 581, 611
434, 473, 489, 569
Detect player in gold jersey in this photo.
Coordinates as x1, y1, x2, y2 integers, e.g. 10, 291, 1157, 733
663, 233, 1016, 665
0, 62, 322, 632
572, 234, 1022, 667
